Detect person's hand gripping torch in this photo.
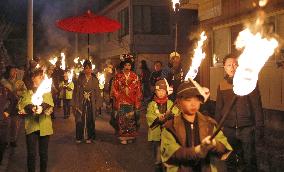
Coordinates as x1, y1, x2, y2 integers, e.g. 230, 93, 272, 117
31, 75, 52, 115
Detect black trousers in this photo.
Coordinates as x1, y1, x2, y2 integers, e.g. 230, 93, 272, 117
26, 131, 50, 172
223, 126, 257, 172
0, 119, 8, 163
76, 101, 96, 140
63, 99, 71, 118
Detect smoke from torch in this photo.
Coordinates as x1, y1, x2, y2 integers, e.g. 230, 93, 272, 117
184, 31, 207, 81
31, 75, 53, 106
233, 12, 279, 96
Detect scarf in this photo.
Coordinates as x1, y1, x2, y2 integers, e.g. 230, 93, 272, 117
154, 96, 168, 104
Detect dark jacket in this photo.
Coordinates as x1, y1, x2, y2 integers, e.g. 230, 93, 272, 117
0, 84, 15, 144
215, 77, 264, 128
72, 73, 103, 122
149, 70, 162, 86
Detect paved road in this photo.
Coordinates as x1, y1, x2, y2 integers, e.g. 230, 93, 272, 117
3, 108, 154, 172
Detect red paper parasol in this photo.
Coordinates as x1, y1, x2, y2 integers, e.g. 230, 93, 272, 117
56, 10, 121, 58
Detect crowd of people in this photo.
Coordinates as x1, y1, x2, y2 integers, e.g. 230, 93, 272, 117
0, 52, 264, 172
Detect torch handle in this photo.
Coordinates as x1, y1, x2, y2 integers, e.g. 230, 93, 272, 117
210, 96, 237, 141
150, 102, 176, 130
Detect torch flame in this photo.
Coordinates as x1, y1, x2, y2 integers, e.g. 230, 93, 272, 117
89, 59, 96, 70
80, 59, 85, 66
171, 0, 180, 11
60, 52, 66, 70
97, 72, 105, 89
74, 57, 79, 64
184, 31, 207, 81
233, 18, 278, 96
68, 69, 74, 83
259, 0, 268, 7
31, 75, 53, 106
92, 64, 96, 70
35, 64, 40, 69
49, 57, 58, 66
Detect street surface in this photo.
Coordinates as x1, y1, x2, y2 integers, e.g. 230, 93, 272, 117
2, 107, 154, 172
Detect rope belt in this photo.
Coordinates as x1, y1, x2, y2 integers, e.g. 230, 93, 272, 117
83, 91, 92, 102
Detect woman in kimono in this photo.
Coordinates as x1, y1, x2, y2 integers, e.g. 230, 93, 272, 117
73, 60, 102, 144
111, 54, 142, 144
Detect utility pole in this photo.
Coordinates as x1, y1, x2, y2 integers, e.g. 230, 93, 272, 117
27, 0, 33, 65
74, 0, 78, 58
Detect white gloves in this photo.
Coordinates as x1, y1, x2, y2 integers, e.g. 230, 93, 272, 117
194, 136, 217, 158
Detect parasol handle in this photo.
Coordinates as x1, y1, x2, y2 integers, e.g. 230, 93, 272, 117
210, 96, 237, 141
87, 34, 90, 60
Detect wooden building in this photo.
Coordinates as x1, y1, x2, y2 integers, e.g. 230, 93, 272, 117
180, 0, 284, 171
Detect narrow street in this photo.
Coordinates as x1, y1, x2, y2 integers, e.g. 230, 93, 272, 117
2, 107, 154, 172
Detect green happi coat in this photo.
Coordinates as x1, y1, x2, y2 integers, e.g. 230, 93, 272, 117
59, 81, 74, 100
146, 100, 180, 141
161, 112, 232, 172
17, 90, 54, 136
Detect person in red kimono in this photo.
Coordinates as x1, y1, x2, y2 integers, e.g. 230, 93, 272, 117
111, 54, 142, 144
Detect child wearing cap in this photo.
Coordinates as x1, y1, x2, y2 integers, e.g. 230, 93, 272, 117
146, 79, 178, 172
160, 80, 232, 172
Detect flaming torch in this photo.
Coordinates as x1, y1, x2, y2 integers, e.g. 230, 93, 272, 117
184, 31, 207, 81
68, 68, 74, 83
97, 72, 105, 90
80, 59, 85, 66
60, 52, 66, 70
35, 64, 40, 69
183, 31, 209, 102
74, 57, 80, 64
31, 75, 53, 106
171, 0, 180, 12
90, 59, 96, 70
150, 31, 209, 130
233, 16, 279, 96
49, 57, 58, 66
211, 7, 279, 141
171, 0, 180, 54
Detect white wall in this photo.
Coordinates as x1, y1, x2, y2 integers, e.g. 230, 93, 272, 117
210, 12, 284, 111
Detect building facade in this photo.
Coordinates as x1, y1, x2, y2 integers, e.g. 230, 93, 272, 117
180, 0, 284, 171
96, 0, 198, 72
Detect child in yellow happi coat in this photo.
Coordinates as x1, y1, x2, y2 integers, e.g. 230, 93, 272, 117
146, 79, 178, 172
59, 70, 74, 119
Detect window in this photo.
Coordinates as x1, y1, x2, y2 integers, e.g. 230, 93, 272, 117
133, 5, 170, 35
118, 7, 129, 38
213, 27, 231, 64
